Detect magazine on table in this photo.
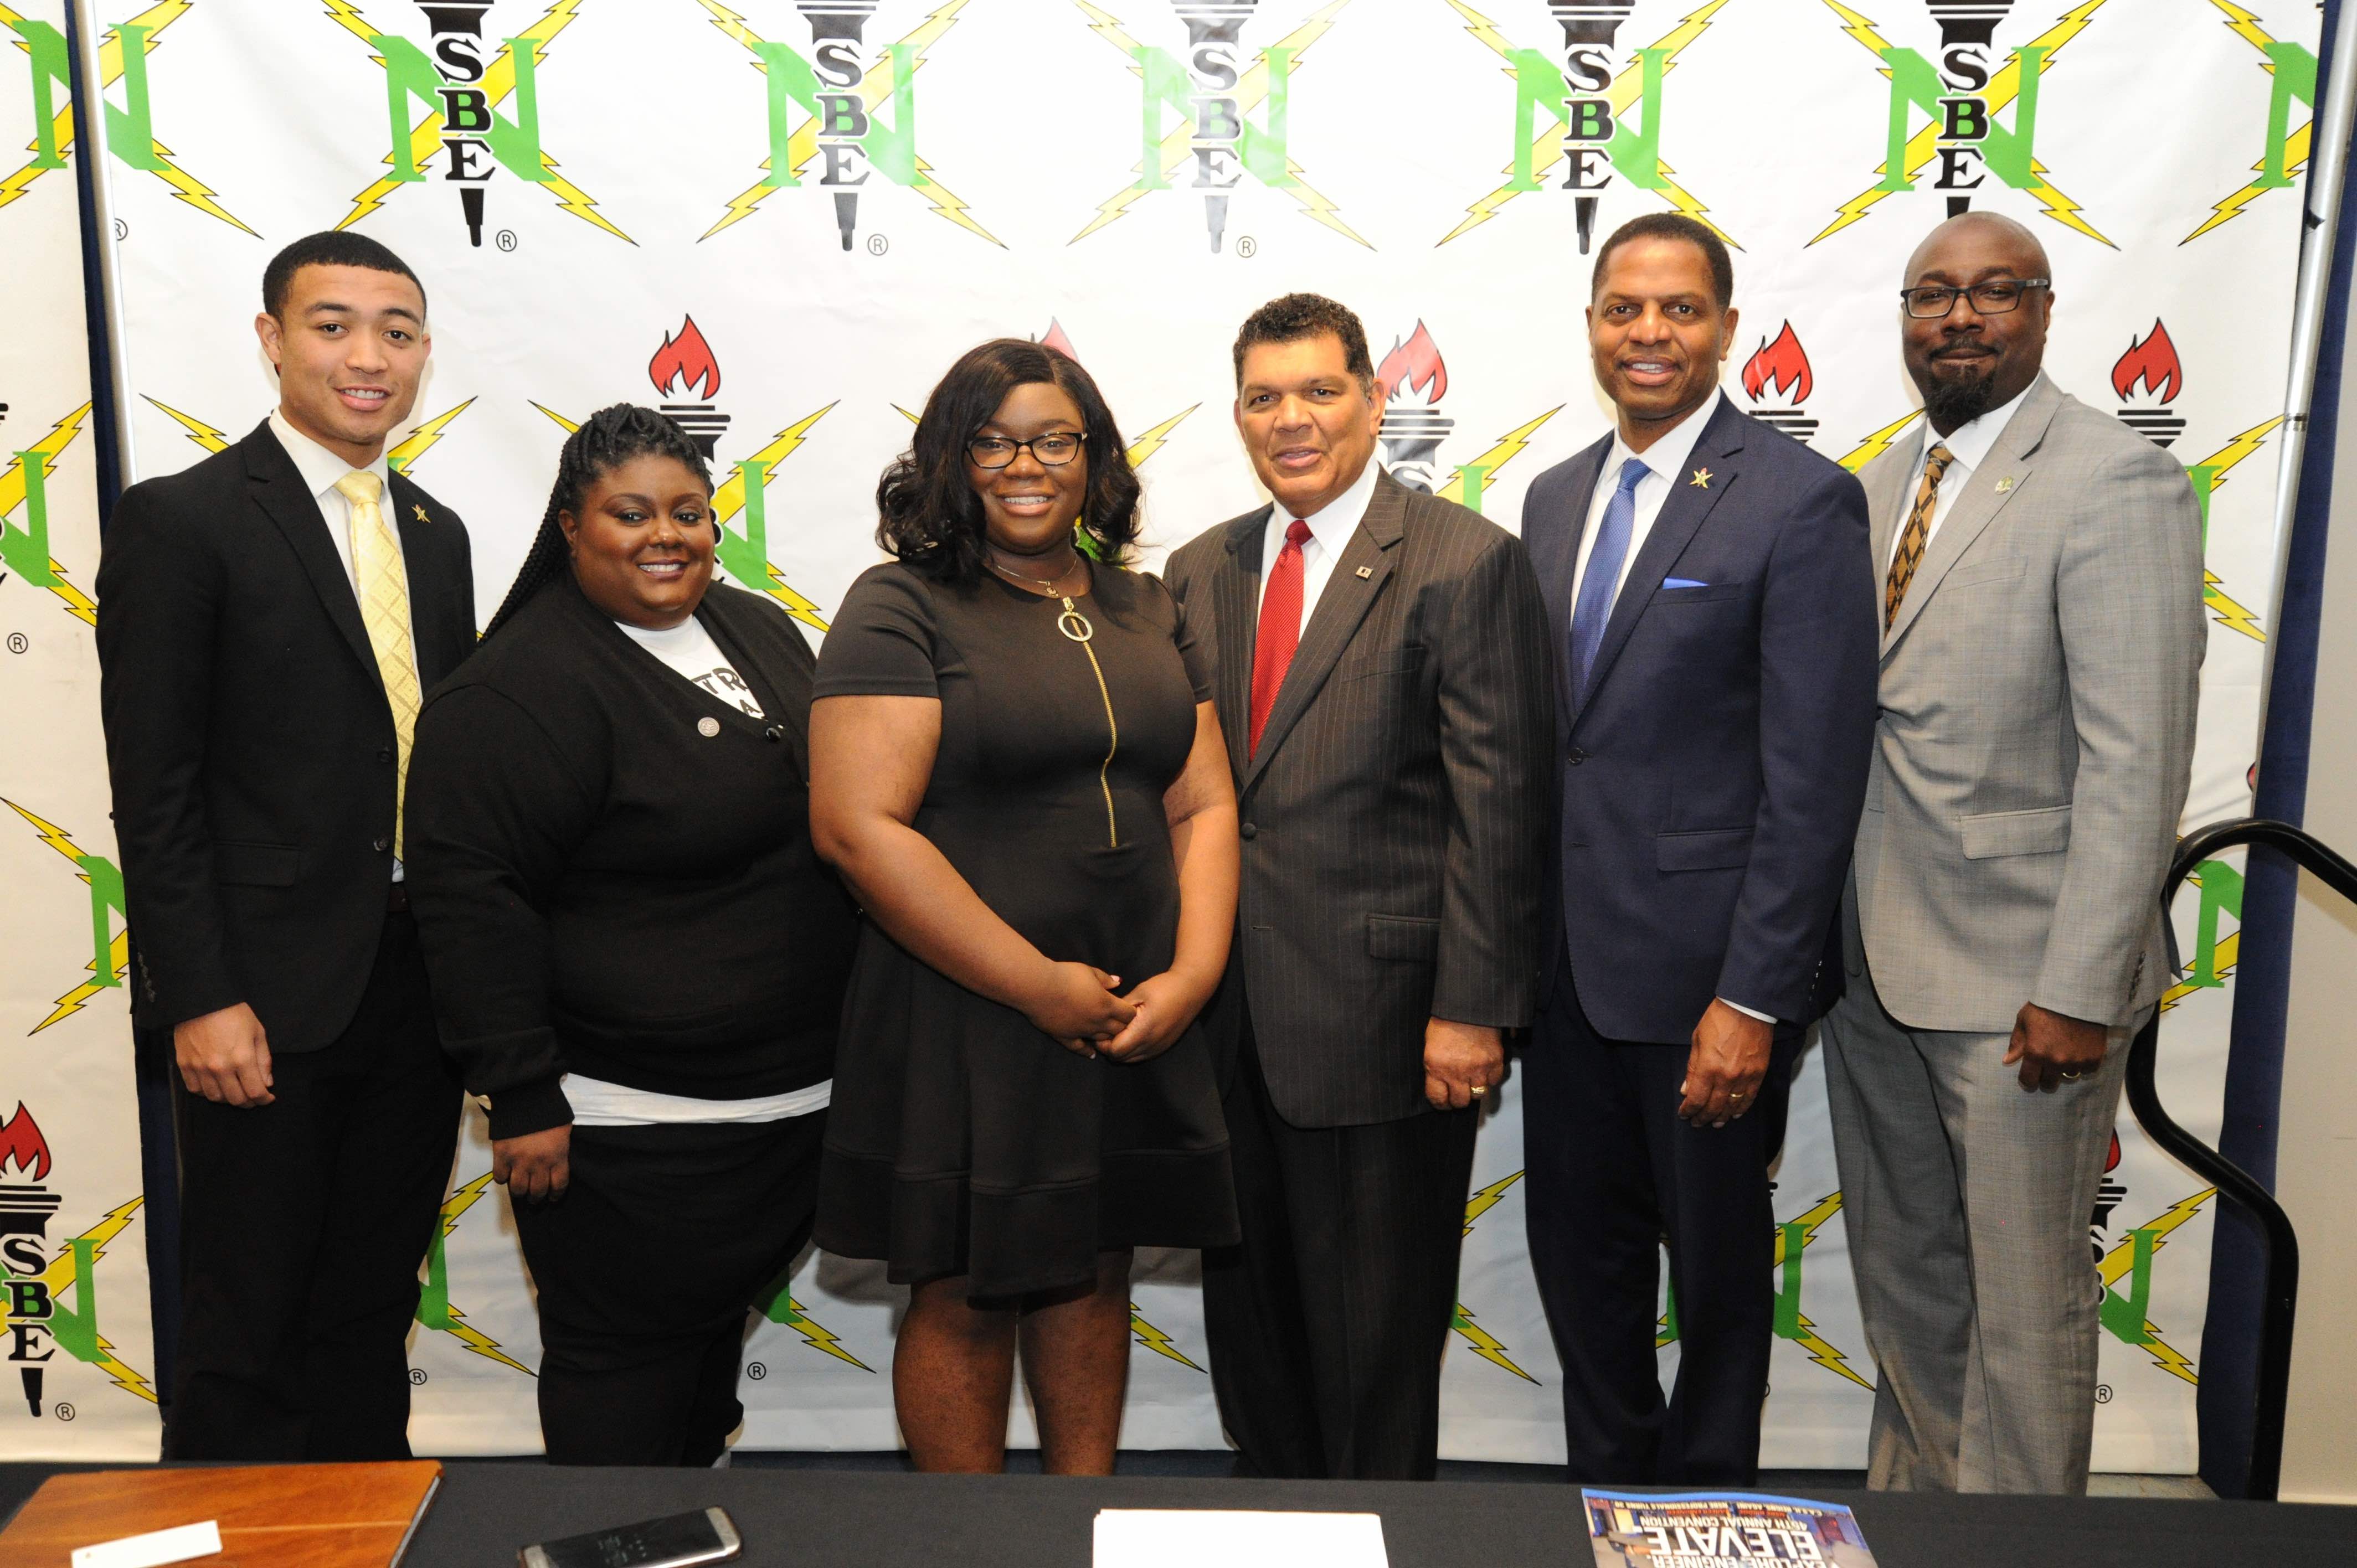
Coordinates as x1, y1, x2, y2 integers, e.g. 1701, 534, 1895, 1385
1581, 1488, 1877, 1568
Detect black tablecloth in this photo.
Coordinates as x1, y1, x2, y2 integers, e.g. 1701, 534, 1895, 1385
3, 1462, 2348, 1566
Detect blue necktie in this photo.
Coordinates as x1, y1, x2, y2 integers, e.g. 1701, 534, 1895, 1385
1569, 456, 1649, 699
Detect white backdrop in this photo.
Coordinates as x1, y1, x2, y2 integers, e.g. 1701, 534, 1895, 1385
20, 0, 2317, 1466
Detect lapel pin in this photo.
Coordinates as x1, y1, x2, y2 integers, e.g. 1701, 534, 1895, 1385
1690, 467, 1712, 489
412, 503, 429, 522
1355, 565, 1373, 579
1995, 476, 2016, 493
697, 716, 721, 737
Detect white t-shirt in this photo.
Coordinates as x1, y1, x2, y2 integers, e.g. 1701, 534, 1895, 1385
559, 613, 819, 1128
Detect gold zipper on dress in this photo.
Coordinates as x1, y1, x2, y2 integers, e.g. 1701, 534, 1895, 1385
1060, 594, 1120, 848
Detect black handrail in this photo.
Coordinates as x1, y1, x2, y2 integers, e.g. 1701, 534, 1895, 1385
2132, 817, 2357, 1502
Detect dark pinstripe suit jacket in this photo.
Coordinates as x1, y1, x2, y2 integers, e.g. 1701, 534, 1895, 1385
1162, 468, 1555, 1129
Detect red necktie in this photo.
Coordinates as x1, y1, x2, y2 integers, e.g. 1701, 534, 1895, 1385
1249, 519, 1313, 755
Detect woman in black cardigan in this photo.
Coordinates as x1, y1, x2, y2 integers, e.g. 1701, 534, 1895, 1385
405, 404, 857, 1465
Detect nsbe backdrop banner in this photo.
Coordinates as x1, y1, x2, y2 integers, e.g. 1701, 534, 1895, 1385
14, 0, 2317, 1465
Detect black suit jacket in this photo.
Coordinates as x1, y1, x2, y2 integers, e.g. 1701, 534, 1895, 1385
1520, 399, 1876, 1041
96, 420, 476, 1049
1161, 468, 1555, 1128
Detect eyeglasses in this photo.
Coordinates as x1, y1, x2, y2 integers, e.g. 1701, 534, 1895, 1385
966, 432, 1087, 469
1900, 278, 2051, 319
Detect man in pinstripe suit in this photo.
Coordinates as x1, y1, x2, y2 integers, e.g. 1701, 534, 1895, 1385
1519, 215, 1879, 1486
1162, 293, 1553, 1480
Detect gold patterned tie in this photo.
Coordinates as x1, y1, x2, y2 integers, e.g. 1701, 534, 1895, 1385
1883, 443, 1953, 629
336, 471, 421, 857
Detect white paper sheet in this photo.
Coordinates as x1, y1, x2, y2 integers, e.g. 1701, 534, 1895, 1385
1093, 1509, 1388, 1567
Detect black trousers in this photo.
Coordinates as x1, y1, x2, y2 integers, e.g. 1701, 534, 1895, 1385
1521, 966, 1794, 1486
166, 908, 461, 1461
511, 1113, 825, 1466
1201, 1019, 1478, 1481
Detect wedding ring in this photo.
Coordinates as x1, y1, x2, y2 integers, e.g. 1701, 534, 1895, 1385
1469, 1085, 1488, 1098
1730, 1090, 1747, 1101
2060, 1070, 2083, 1081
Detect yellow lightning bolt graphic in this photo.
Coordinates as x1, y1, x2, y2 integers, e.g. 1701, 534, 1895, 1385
2163, 933, 2237, 1011
1773, 1192, 1872, 1389
1437, 0, 1733, 248
0, 1197, 158, 1402
2185, 4, 2312, 243
142, 394, 231, 455
418, 1173, 536, 1374
0, 403, 99, 625
697, 1, 999, 246
1128, 1304, 1205, 1371
1449, 1172, 1536, 1380
0, 3, 253, 234
1835, 409, 1924, 474
2098, 1188, 2215, 1383
1070, 0, 1368, 248
768, 1294, 871, 1370
387, 398, 477, 474
325, 0, 629, 241
2183, 415, 2282, 643
1812, 1, 2112, 249
534, 401, 835, 630
5, 800, 129, 1032
1434, 407, 1563, 509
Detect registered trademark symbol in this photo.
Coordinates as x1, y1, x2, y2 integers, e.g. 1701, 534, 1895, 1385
745, 1361, 767, 1381
2095, 1384, 2113, 1404
1236, 236, 1258, 259
495, 230, 518, 253
6, 633, 25, 654
409, 1368, 428, 1386
111, 218, 126, 241
54, 1402, 74, 1422
866, 233, 888, 256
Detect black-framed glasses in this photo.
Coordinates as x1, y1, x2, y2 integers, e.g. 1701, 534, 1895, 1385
1900, 278, 2051, 319
966, 431, 1087, 468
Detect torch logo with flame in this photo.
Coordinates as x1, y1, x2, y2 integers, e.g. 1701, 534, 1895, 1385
1, 1104, 64, 1415
1376, 323, 1455, 495
1740, 323, 1818, 447
649, 316, 733, 460
2113, 320, 2186, 450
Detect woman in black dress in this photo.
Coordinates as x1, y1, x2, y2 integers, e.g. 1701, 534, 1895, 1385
406, 405, 857, 1464
810, 340, 1239, 1473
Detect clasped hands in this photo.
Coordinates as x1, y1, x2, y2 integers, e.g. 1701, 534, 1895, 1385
1026, 960, 1204, 1065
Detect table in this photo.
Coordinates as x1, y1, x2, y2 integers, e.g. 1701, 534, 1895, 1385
3, 1462, 2347, 1566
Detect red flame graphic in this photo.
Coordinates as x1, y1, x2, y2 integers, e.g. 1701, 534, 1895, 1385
1038, 319, 1079, 361
0, 1103, 52, 1183
2105, 1132, 2122, 1175
1376, 321, 1448, 405
1741, 322, 1813, 406
2111, 319, 2182, 404
648, 315, 721, 401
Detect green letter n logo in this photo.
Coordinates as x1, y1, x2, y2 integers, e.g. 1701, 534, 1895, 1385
1876, 47, 2045, 194
753, 42, 919, 189
1507, 48, 1665, 194
1133, 45, 1293, 192
368, 33, 548, 184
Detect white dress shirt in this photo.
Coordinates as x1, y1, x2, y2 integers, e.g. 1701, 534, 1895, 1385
268, 410, 414, 881
1888, 382, 2033, 570
1568, 388, 1722, 616
1257, 455, 1383, 631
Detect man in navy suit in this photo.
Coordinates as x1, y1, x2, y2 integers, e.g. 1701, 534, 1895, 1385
1518, 214, 1878, 1484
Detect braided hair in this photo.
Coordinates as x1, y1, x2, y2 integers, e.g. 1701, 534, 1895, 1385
482, 403, 716, 642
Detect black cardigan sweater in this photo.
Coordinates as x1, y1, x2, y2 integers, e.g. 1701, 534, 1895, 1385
405, 574, 857, 1140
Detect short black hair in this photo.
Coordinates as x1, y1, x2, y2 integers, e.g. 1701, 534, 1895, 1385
1232, 293, 1376, 390
877, 339, 1141, 586
1591, 213, 1734, 311
262, 231, 428, 320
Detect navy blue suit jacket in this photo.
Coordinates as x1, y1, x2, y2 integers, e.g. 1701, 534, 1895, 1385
1521, 398, 1877, 1042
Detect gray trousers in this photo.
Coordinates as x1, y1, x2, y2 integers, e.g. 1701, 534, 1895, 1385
1820, 962, 2144, 1494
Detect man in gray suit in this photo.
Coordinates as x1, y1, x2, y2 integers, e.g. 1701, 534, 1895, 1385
1823, 212, 2205, 1494
1163, 293, 1553, 1479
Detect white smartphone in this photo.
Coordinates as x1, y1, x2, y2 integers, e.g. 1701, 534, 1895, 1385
518, 1506, 742, 1567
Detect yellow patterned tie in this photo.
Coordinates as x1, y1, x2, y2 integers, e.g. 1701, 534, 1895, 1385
1883, 443, 1953, 629
336, 471, 421, 857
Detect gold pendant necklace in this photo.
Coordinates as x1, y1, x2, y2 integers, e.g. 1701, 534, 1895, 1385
989, 553, 1092, 641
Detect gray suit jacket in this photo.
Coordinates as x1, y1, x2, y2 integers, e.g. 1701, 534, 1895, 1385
1162, 468, 1555, 1127
1846, 373, 2204, 1031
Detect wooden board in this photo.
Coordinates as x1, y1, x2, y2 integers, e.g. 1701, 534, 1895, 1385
0, 1461, 443, 1567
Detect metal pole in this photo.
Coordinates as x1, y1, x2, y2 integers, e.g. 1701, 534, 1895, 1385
2258, 2, 2357, 746
70, 0, 142, 488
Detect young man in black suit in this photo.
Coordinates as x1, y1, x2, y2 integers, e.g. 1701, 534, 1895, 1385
96, 232, 475, 1459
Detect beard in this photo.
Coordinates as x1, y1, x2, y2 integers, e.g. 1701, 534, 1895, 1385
1919, 353, 1998, 431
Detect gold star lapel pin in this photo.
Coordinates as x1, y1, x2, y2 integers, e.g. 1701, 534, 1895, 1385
1690, 467, 1712, 489
413, 503, 430, 522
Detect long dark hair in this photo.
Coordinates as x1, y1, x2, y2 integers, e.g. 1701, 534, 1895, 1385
482, 404, 716, 642
876, 339, 1141, 585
